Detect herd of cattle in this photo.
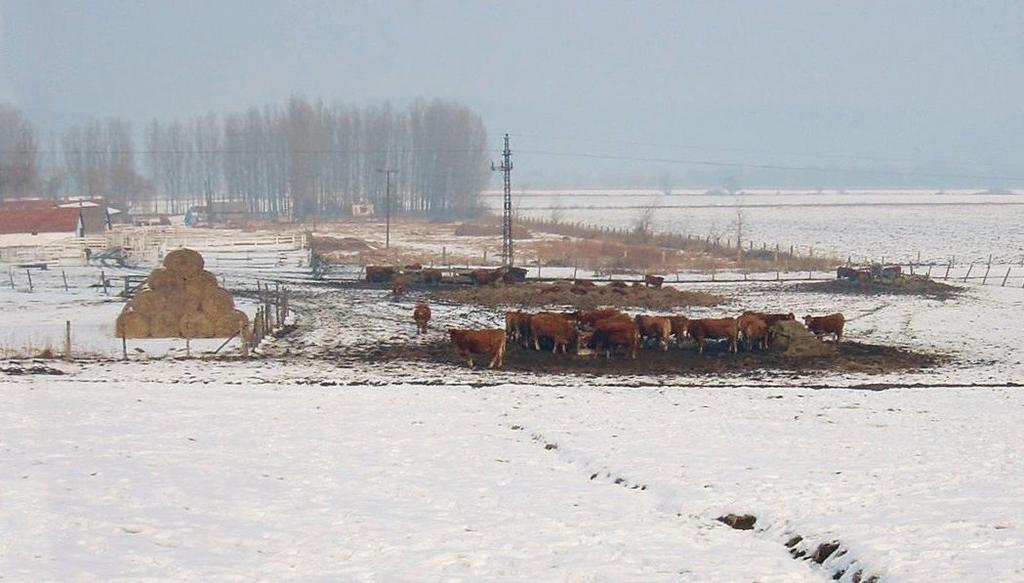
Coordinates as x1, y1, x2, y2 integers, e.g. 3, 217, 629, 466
412, 304, 846, 369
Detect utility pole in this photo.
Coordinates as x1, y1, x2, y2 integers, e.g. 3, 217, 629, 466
492, 133, 514, 267
378, 169, 398, 249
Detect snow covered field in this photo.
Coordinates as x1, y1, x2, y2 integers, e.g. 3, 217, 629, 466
2, 378, 1021, 581
2, 220, 1023, 580
486, 190, 1024, 265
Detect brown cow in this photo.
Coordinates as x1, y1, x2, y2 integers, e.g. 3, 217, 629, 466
450, 329, 507, 368
587, 316, 640, 359
390, 276, 409, 299
644, 274, 665, 288
576, 308, 623, 328
737, 313, 768, 351
741, 311, 796, 328
804, 313, 845, 342
635, 315, 672, 351
609, 280, 629, 289
505, 311, 531, 346
529, 313, 577, 354
365, 265, 397, 283
668, 316, 690, 344
419, 268, 443, 284
466, 269, 503, 286
687, 317, 739, 354
413, 303, 432, 334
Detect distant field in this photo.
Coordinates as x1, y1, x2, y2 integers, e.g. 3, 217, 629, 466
484, 190, 1024, 264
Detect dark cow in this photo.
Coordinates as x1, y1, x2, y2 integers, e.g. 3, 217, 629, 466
413, 303, 432, 334
404, 263, 423, 271
644, 274, 665, 288
609, 281, 629, 289
505, 311, 532, 346
836, 266, 860, 281
529, 313, 577, 354
450, 329, 507, 368
586, 316, 640, 359
804, 313, 845, 342
635, 315, 672, 351
573, 278, 595, 287
419, 268, 443, 284
465, 269, 503, 286
365, 265, 398, 283
686, 317, 739, 354
500, 267, 529, 284
737, 313, 769, 351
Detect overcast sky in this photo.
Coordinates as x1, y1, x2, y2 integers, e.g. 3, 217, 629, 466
4, 0, 1023, 187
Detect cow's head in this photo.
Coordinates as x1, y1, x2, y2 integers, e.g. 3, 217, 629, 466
802, 315, 813, 325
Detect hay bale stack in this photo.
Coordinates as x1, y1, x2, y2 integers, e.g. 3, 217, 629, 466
116, 309, 150, 338
163, 248, 204, 276
148, 267, 184, 293
115, 248, 249, 339
213, 309, 250, 337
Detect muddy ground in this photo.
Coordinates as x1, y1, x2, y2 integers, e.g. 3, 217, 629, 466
793, 278, 961, 299
437, 282, 724, 310
353, 338, 944, 377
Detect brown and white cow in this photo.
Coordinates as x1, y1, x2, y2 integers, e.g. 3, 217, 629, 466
803, 313, 845, 342
635, 315, 672, 351
686, 317, 739, 354
450, 329, 507, 368
413, 303, 431, 334
668, 315, 690, 345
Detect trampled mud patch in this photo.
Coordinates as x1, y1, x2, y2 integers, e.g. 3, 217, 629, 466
354, 339, 943, 377
793, 278, 961, 299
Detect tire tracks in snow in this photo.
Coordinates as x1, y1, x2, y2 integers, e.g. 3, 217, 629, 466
514, 422, 884, 582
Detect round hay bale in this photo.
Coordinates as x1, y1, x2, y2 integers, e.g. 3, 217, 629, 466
183, 269, 219, 295
148, 310, 182, 338
212, 309, 250, 337
179, 311, 215, 339
163, 248, 204, 275
770, 320, 835, 357
166, 290, 202, 315
115, 310, 150, 338
199, 287, 235, 316
147, 267, 184, 293
131, 290, 167, 314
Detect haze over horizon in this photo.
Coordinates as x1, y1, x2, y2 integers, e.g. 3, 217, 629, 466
4, 0, 1023, 188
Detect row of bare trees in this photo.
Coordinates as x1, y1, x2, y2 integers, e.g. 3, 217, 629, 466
0, 97, 492, 219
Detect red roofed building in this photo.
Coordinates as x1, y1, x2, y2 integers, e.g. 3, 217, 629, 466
0, 208, 84, 237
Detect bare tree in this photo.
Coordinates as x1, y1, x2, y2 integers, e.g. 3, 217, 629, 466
0, 104, 38, 198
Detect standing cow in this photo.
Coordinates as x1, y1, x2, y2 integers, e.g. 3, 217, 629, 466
413, 303, 431, 334
804, 313, 845, 342
635, 315, 672, 351
686, 317, 739, 354
449, 329, 507, 368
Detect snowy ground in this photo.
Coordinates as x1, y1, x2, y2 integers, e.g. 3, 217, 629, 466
2, 223, 1024, 580
2, 379, 1021, 581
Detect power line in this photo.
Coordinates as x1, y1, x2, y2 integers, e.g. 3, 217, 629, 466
514, 148, 1024, 183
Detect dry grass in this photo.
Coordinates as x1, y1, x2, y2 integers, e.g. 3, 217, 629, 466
438, 282, 724, 310
520, 217, 840, 272
453, 222, 532, 239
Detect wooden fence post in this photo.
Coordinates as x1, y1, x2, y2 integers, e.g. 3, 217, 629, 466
944, 259, 952, 280
1001, 267, 1011, 287
982, 261, 992, 285
8, 268, 14, 290
62, 270, 69, 292
64, 321, 71, 361
963, 262, 974, 282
